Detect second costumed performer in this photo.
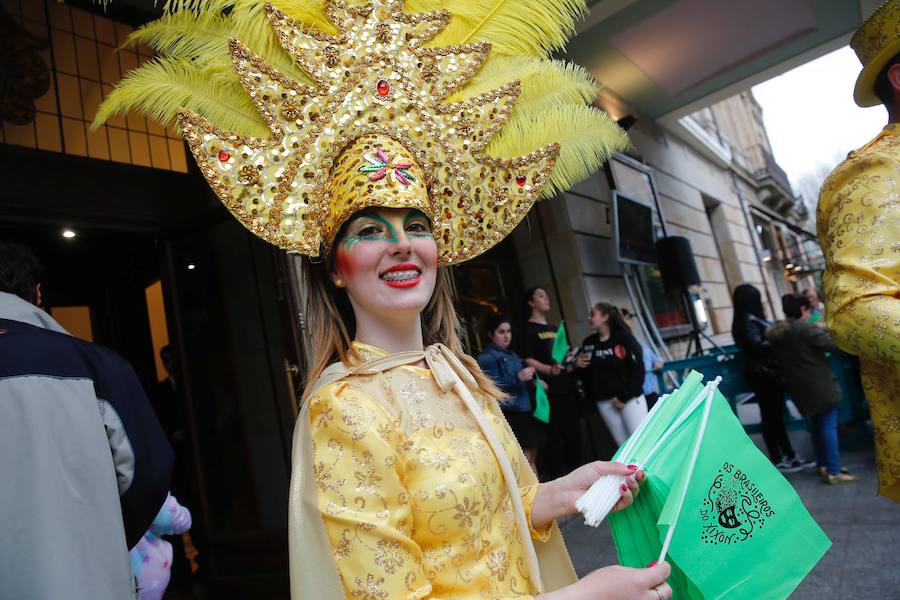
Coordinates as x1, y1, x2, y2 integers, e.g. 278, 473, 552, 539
96, 0, 672, 597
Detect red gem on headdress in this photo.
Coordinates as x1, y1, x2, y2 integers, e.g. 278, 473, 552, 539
376, 80, 390, 96
515, 175, 527, 187
218, 150, 230, 162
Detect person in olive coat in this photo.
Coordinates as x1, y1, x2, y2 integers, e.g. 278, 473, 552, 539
766, 294, 857, 484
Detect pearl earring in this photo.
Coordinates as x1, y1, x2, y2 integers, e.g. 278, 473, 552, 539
334, 279, 344, 288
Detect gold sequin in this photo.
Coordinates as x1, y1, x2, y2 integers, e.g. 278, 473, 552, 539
177, 0, 559, 265
818, 124, 900, 501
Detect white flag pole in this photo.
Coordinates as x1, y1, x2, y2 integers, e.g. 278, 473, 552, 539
657, 376, 721, 564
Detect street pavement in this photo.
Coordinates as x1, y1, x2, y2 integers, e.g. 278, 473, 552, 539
559, 429, 900, 599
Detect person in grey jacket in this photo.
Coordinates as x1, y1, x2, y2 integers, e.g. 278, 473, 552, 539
0, 242, 174, 599
766, 293, 857, 484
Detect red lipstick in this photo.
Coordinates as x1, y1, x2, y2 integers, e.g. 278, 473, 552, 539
380, 262, 422, 288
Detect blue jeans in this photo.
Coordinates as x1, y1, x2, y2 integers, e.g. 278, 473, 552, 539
810, 405, 840, 476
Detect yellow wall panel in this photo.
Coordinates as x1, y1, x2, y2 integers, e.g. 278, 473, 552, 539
94, 15, 116, 45
47, 2, 71, 31
56, 73, 83, 119
108, 127, 131, 162
129, 131, 152, 167
148, 135, 171, 170
75, 36, 100, 80
50, 306, 93, 342
62, 118, 88, 156
145, 281, 171, 382
168, 139, 188, 173
86, 124, 110, 160
98, 44, 120, 83
71, 9, 95, 37
33, 71, 57, 113
3, 122, 36, 148
35, 113, 62, 152
51, 30, 77, 75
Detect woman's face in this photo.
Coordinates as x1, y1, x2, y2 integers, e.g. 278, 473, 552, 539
331, 207, 438, 324
529, 288, 550, 314
489, 322, 512, 350
588, 307, 608, 331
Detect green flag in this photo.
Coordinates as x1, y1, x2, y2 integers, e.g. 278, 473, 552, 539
609, 375, 830, 599
550, 321, 568, 364
533, 375, 550, 424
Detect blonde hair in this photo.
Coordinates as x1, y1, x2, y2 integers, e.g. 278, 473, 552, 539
300, 256, 503, 403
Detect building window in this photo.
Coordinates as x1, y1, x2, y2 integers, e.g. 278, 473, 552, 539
607, 155, 691, 339
1, 0, 188, 172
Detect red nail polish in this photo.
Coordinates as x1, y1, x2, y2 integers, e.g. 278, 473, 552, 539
620, 483, 628, 492
627, 464, 638, 470
646, 561, 657, 568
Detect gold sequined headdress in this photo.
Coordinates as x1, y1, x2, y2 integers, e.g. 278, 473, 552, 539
95, 0, 627, 265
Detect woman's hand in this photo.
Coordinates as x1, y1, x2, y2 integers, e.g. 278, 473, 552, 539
574, 352, 591, 369
518, 366, 536, 382
550, 363, 563, 376
611, 397, 626, 410
531, 462, 643, 529
539, 562, 672, 600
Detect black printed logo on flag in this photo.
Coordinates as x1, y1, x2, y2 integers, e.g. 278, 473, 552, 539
699, 462, 775, 545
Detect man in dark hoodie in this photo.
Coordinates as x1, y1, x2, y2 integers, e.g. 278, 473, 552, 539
766, 294, 856, 484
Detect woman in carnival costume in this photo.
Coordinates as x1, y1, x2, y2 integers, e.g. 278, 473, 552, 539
97, 0, 673, 597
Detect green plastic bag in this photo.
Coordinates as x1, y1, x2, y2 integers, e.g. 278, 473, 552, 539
609, 372, 830, 599
533, 375, 550, 424
550, 321, 569, 364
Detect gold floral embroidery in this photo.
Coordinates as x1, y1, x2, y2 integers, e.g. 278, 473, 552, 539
373, 540, 404, 574
352, 573, 388, 600
818, 126, 900, 501
310, 347, 540, 598
487, 550, 509, 580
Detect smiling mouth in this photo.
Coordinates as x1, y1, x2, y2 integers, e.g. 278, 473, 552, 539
381, 269, 420, 282
380, 265, 422, 288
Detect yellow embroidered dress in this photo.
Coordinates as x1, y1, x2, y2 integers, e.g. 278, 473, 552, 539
817, 124, 900, 501
300, 343, 565, 599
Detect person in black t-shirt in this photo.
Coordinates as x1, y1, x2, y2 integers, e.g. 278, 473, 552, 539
520, 287, 581, 479
573, 302, 647, 446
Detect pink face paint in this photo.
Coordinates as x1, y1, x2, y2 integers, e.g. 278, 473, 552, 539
334, 245, 356, 279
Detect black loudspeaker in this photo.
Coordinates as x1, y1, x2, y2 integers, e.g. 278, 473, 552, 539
655, 236, 701, 292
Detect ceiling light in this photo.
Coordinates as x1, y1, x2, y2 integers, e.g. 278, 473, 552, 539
187, 263, 196, 270
785, 263, 794, 269
62, 229, 76, 239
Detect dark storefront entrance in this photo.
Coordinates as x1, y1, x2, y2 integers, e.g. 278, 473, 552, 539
1, 145, 300, 597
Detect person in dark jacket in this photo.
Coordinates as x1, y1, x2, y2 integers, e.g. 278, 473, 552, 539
520, 287, 580, 478
574, 302, 647, 446
766, 294, 857, 484
731, 283, 808, 472
0, 242, 174, 600
477, 315, 545, 474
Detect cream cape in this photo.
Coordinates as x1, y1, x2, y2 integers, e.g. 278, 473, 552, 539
287, 343, 578, 598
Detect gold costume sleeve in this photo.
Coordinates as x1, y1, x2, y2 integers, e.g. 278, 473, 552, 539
307, 384, 433, 600
521, 484, 553, 543
817, 152, 900, 363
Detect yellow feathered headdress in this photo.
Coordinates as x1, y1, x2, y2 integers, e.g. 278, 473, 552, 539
95, 0, 627, 264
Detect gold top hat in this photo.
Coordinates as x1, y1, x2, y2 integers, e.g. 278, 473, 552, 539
851, 0, 900, 107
